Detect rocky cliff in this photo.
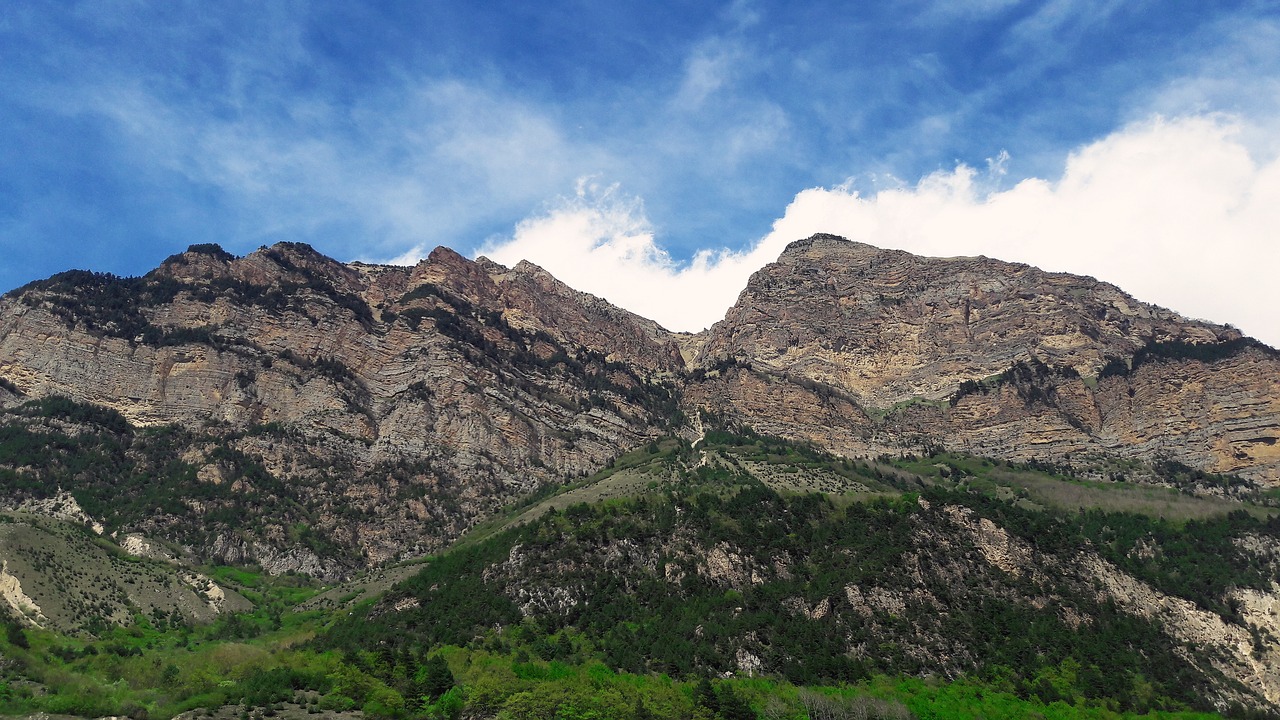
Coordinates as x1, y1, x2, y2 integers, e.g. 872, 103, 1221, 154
0, 243, 682, 577
691, 234, 1280, 483
1, 235, 1277, 576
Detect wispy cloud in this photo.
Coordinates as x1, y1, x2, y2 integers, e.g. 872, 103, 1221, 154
674, 40, 744, 109
1136, 15, 1280, 158
3, 2, 801, 271
1004, 0, 1128, 55
73, 75, 623, 259
912, 0, 1022, 21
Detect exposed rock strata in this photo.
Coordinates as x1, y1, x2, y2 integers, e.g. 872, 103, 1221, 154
1, 235, 1277, 574
0, 243, 682, 574
693, 234, 1280, 483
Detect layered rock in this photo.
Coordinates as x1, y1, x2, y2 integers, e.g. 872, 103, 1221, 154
2, 234, 1278, 577
0, 243, 682, 574
698, 234, 1232, 402
693, 234, 1280, 483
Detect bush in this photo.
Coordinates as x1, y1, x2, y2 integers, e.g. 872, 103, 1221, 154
318, 693, 357, 712
362, 686, 406, 719
423, 686, 464, 719
5, 622, 30, 649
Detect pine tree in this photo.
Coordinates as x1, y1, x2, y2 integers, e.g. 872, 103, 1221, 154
632, 697, 654, 720
422, 654, 455, 700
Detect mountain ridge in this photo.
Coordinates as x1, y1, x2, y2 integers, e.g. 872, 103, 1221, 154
691, 233, 1279, 483
4, 235, 1280, 716
1, 234, 1278, 577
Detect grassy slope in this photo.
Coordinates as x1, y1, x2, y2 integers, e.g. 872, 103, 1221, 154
0, 511, 252, 635
891, 452, 1280, 520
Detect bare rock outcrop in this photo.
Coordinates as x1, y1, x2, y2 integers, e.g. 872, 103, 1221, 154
0, 243, 683, 575
693, 234, 1280, 483
2, 234, 1277, 576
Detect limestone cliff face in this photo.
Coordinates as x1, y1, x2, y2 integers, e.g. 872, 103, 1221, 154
694, 234, 1280, 483
885, 347, 1280, 480
2, 235, 1278, 575
479, 256, 685, 374
0, 243, 682, 575
698, 234, 1232, 404
684, 362, 873, 456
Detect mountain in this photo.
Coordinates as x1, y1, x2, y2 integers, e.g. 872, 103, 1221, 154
689, 234, 1280, 483
1, 235, 1278, 579
0, 242, 682, 578
3, 235, 1280, 717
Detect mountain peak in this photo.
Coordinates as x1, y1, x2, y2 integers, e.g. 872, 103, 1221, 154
775, 233, 885, 267
782, 232, 852, 251
424, 245, 468, 265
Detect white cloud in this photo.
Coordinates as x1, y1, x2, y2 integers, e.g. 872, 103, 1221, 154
477, 179, 784, 332
478, 115, 1280, 347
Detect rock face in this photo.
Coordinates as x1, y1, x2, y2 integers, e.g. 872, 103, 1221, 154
0, 243, 682, 576
700, 235, 1210, 404
1, 235, 1277, 574
692, 234, 1280, 483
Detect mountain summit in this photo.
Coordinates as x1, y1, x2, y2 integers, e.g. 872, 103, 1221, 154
1, 236, 1277, 576
694, 233, 1279, 482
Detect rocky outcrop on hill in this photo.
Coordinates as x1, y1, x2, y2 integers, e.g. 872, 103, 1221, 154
692, 234, 1280, 483
360, 462, 1280, 711
0, 243, 682, 575
0, 511, 250, 634
1, 235, 1277, 575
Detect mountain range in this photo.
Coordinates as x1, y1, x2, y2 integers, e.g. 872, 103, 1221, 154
2, 234, 1280, 716
2, 234, 1277, 573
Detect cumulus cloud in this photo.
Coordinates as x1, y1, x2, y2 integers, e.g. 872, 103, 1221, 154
480, 179, 775, 332
478, 115, 1280, 346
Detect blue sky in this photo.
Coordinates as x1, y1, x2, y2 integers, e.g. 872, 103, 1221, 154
3, 1, 1279, 342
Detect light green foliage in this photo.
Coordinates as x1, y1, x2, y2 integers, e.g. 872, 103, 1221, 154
892, 450, 1277, 522
0, 615, 1244, 720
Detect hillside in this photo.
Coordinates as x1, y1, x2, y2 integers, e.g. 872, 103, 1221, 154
321, 431, 1280, 711
4, 430, 1280, 717
0, 509, 249, 635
